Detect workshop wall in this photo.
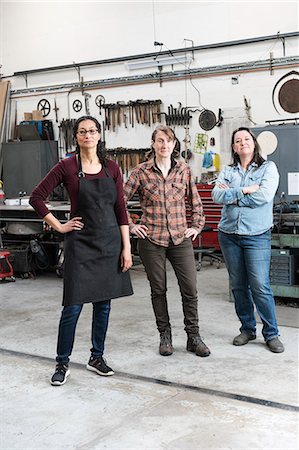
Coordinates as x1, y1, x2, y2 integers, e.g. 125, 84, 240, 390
1, 1, 298, 180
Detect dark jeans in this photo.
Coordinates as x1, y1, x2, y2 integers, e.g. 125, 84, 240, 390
218, 230, 279, 341
56, 300, 111, 364
138, 238, 199, 336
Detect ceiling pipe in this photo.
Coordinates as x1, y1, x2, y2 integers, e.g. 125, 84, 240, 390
10, 56, 299, 98
9, 31, 299, 78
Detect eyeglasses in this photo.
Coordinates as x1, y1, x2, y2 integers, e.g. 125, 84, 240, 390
77, 128, 99, 136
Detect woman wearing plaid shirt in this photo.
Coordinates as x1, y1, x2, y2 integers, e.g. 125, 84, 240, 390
124, 125, 210, 357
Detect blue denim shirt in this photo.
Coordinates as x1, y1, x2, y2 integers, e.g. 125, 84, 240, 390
212, 161, 279, 235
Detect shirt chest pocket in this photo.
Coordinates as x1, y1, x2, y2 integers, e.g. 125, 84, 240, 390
143, 182, 160, 202
248, 171, 262, 185
224, 173, 240, 187
171, 182, 186, 201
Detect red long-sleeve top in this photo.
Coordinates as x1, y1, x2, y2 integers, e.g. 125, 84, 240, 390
29, 155, 129, 225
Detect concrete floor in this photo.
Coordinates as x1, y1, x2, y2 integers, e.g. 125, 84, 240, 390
0, 259, 298, 450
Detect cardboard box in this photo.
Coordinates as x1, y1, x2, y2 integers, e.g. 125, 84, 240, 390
24, 112, 33, 120
32, 110, 43, 121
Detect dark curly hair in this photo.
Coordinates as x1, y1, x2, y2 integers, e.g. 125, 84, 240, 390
73, 115, 106, 166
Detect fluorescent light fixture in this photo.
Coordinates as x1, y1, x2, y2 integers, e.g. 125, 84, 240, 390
126, 54, 193, 71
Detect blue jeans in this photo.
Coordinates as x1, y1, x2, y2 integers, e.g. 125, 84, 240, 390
56, 300, 111, 364
218, 230, 279, 342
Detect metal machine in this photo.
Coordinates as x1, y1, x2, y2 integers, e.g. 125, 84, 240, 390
253, 123, 299, 298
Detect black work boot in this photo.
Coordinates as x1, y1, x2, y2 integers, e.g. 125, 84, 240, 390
159, 329, 173, 356
187, 335, 210, 357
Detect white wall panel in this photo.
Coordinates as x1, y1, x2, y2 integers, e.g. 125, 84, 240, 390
1, 1, 298, 179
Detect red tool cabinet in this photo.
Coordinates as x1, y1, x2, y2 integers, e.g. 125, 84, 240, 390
186, 184, 222, 251
196, 184, 222, 251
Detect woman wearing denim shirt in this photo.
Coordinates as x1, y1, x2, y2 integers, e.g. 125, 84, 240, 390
212, 127, 284, 353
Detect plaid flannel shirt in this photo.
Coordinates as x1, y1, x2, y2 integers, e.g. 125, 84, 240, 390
124, 159, 205, 247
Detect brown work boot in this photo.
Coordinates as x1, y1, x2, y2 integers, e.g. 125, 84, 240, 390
187, 335, 210, 357
159, 330, 173, 356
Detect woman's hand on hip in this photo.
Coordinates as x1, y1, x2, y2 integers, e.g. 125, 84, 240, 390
60, 216, 84, 233
131, 224, 148, 239
184, 228, 199, 241
121, 248, 133, 272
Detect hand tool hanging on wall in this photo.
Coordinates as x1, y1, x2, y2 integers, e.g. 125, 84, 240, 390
37, 99, 51, 117
128, 101, 134, 128
103, 103, 119, 131
243, 97, 256, 125
59, 119, 76, 152
101, 121, 106, 148
216, 108, 223, 127
182, 127, 192, 162
110, 104, 117, 131
133, 100, 156, 126
116, 101, 126, 127
102, 99, 162, 131
53, 99, 59, 123
84, 93, 91, 115
158, 103, 192, 127
106, 148, 151, 176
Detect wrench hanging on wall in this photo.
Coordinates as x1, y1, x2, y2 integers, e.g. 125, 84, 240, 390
84, 93, 91, 115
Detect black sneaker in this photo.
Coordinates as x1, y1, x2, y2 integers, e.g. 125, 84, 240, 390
86, 356, 114, 376
50, 363, 70, 386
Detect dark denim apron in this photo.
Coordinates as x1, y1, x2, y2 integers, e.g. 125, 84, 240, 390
62, 157, 133, 306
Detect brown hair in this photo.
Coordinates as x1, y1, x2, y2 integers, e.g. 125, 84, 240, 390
150, 125, 180, 159
151, 125, 176, 142
231, 127, 265, 168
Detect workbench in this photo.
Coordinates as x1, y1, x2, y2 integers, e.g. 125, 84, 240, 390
0, 200, 141, 276
0, 202, 70, 225
0, 202, 70, 276
0, 200, 139, 243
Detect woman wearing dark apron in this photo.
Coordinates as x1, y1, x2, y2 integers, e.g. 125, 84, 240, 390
30, 116, 133, 386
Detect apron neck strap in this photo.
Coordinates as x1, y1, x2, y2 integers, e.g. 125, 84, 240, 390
77, 153, 110, 178
103, 165, 110, 178
77, 153, 85, 178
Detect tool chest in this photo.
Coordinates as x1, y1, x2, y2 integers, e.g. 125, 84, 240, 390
196, 184, 222, 250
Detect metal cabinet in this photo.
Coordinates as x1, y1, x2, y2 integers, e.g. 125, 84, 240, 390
271, 234, 299, 299
2, 141, 58, 198
252, 124, 299, 203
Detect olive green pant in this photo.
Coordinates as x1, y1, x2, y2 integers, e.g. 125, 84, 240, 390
138, 238, 199, 336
